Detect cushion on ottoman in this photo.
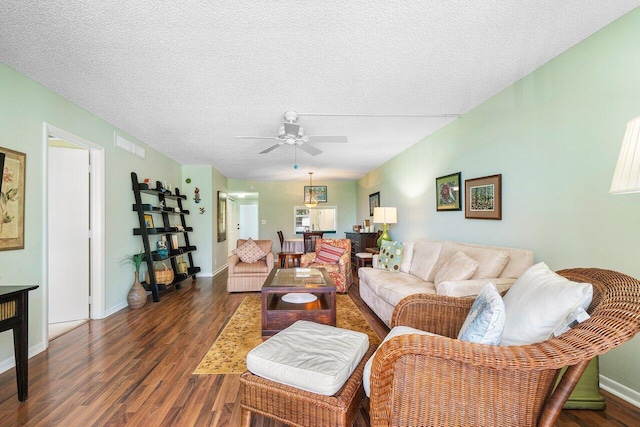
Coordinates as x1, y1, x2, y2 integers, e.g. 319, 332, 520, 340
246, 320, 369, 396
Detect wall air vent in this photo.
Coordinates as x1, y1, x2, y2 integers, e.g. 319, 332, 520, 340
114, 133, 145, 159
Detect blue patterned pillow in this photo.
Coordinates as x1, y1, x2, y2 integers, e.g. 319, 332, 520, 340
458, 283, 505, 345
377, 241, 403, 272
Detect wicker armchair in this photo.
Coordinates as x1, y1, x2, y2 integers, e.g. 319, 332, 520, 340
368, 268, 640, 427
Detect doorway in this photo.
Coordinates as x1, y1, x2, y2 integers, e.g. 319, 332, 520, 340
227, 192, 259, 251
48, 144, 90, 338
44, 124, 106, 342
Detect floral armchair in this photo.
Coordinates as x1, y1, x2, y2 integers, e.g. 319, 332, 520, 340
300, 238, 352, 293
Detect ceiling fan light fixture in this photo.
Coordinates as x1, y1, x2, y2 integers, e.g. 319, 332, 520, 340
304, 171, 318, 208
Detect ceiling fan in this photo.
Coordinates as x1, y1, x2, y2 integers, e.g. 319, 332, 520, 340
235, 111, 348, 156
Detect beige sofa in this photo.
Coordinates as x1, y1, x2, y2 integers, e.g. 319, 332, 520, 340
227, 239, 274, 292
358, 239, 533, 326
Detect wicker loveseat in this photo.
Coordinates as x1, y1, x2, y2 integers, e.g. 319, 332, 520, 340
368, 268, 640, 427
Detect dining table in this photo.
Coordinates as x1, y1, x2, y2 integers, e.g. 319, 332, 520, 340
282, 238, 304, 253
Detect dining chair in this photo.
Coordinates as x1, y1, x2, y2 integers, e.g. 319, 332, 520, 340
277, 230, 284, 252
303, 231, 324, 253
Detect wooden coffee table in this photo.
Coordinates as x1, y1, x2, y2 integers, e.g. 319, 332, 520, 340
261, 268, 336, 338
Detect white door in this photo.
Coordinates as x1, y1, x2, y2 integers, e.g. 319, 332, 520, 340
48, 147, 90, 324
227, 197, 238, 253
239, 204, 259, 240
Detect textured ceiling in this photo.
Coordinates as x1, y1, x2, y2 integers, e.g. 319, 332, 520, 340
1, 1, 639, 181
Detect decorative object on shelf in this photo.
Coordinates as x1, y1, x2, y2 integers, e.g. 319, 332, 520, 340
610, 116, 640, 195
145, 262, 174, 285
369, 191, 380, 217
156, 240, 168, 258
218, 191, 227, 242
436, 172, 462, 211
170, 234, 179, 249
143, 214, 154, 228
373, 206, 397, 247
0, 146, 26, 251
464, 174, 502, 220
200, 207, 206, 214
194, 187, 201, 203
177, 256, 188, 274
126, 251, 147, 309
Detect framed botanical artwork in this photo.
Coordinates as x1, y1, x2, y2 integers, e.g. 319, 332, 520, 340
144, 214, 154, 228
465, 174, 502, 220
217, 191, 227, 242
369, 192, 380, 216
436, 172, 462, 211
0, 147, 26, 251
304, 185, 327, 203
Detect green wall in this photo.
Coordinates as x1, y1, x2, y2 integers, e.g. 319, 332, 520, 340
0, 62, 182, 368
228, 178, 357, 249
182, 165, 229, 275
358, 8, 640, 397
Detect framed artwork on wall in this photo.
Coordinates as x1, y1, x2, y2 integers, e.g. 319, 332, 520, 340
369, 192, 380, 216
465, 174, 502, 220
304, 185, 327, 203
436, 172, 462, 211
217, 191, 227, 242
0, 146, 26, 251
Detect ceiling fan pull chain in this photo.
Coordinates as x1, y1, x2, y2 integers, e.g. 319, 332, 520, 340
293, 145, 299, 169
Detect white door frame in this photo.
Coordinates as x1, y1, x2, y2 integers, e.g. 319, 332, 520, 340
43, 124, 106, 339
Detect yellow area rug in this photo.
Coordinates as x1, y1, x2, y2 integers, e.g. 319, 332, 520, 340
194, 294, 381, 374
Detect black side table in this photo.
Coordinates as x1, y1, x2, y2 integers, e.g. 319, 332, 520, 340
0, 285, 39, 402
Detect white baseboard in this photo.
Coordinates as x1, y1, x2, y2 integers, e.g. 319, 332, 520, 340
0, 341, 47, 375
104, 300, 128, 318
600, 374, 640, 408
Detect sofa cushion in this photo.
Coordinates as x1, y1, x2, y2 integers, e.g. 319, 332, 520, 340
428, 242, 509, 282
315, 243, 345, 264
399, 241, 415, 273
377, 277, 437, 306
409, 240, 444, 281
378, 241, 403, 272
232, 260, 270, 274
434, 251, 479, 285
363, 326, 438, 397
232, 238, 267, 264
501, 262, 593, 346
458, 283, 505, 345
247, 320, 369, 396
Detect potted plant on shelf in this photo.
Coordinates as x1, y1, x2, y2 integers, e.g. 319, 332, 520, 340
126, 251, 147, 309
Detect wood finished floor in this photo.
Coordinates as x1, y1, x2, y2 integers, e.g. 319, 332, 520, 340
1, 271, 639, 426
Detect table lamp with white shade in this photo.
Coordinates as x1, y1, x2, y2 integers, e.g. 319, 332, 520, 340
373, 207, 397, 247
610, 116, 640, 195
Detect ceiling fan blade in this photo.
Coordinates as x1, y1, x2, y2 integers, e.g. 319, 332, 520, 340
259, 144, 282, 154
306, 135, 348, 143
298, 143, 322, 156
235, 136, 280, 140
283, 122, 301, 136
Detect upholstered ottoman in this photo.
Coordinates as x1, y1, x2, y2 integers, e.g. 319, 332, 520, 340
240, 320, 375, 427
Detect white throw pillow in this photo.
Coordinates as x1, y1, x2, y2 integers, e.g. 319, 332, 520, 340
363, 326, 437, 397
399, 241, 415, 273
500, 262, 593, 346
434, 251, 480, 286
458, 283, 505, 345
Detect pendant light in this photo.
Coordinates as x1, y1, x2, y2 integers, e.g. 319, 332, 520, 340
304, 172, 318, 208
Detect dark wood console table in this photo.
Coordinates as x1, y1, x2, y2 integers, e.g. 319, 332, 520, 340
0, 285, 38, 402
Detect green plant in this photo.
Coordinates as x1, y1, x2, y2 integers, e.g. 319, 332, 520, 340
123, 251, 145, 273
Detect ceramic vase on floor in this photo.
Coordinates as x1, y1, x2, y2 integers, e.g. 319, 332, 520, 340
127, 272, 147, 309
